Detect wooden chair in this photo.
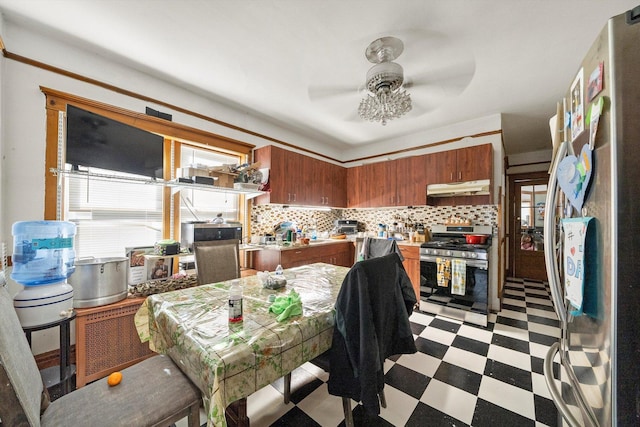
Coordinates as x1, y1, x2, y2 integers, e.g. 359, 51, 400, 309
0, 285, 202, 427
193, 240, 241, 285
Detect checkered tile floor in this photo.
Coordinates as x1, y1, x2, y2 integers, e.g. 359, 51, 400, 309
183, 278, 562, 426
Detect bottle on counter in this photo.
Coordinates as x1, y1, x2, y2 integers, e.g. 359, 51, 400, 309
275, 264, 284, 276
228, 279, 243, 323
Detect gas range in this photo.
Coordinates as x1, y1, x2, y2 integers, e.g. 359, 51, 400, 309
419, 225, 492, 261
419, 224, 493, 327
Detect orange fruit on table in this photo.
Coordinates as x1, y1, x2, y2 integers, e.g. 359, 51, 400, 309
107, 371, 122, 386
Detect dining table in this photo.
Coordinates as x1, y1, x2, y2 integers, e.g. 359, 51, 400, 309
135, 262, 349, 427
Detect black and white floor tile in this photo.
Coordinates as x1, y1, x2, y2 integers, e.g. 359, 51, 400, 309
180, 278, 561, 427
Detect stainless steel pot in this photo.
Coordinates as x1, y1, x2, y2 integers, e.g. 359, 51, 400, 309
68, 257, 128, 308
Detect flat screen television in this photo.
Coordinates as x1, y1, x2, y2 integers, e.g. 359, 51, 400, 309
66, 105, 164, 179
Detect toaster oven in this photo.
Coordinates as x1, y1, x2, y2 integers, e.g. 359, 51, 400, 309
180, 221, 242, 252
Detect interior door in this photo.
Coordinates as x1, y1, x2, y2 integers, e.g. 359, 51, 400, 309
510, 174, 549, 281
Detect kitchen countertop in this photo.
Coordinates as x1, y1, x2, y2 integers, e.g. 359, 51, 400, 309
396, 240, 423, 247
245, 237, 424, 251
246, 238, 353, 251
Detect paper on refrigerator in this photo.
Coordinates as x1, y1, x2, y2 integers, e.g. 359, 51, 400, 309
562, 217, 595, 316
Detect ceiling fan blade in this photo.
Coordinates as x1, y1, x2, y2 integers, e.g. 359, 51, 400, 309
308, 84, 363, 102
404, 56, 476, 92
405, 99, 435, 117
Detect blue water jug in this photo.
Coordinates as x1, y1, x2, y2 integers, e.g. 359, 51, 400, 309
11, 221, 76, 286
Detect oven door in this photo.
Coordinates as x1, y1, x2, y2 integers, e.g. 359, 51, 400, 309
419, 254, 489, 326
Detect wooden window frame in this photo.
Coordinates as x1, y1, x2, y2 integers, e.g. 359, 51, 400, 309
42, 87, 254, 239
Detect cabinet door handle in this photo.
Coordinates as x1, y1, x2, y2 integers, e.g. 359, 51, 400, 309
450, 172, 453, 181
458, 171, 462, 180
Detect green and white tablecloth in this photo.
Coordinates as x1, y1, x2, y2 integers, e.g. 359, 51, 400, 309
135, 263, 348, 427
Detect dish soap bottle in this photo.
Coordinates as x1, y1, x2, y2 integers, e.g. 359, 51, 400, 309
228, 279, 243, 323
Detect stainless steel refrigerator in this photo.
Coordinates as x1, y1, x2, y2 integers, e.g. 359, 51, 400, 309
543, 6, 640, 426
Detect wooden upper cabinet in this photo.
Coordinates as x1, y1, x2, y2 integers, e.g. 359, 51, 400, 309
361, 161, 397, 207
256, 143, 492, 209
347, 156, 428, 208
426, 144, 492, 184
254, 145, 346, 207
304, 156, 346, 207
426, 149, 457, 184
396, 155, 427, 206
347, 166, 366, 208
456, 144, 492, 182
254, 145, 302, 204
328, 163, 347, 207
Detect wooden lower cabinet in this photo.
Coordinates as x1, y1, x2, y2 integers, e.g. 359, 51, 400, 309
398, 244, 421, 303
75, 297, 154, 388
253, 242, 354, 272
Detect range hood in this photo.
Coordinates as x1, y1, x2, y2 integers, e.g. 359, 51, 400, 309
427, 179, 491, 197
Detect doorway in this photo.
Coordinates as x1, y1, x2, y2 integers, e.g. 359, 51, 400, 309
508, 172, 549, 281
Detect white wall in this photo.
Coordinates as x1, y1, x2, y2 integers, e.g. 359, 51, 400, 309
0, 15, 5, 264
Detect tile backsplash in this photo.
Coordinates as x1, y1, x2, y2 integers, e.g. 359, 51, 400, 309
251, 204, 498, 236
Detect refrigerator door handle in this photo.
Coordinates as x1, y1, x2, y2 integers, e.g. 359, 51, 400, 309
544, 140, 568, 325
544, 342, 585, 427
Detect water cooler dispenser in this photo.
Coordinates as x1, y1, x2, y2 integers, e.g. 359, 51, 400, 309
11, 221, 76, 327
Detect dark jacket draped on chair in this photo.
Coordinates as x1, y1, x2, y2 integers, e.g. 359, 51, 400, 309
327, 252, 417, 414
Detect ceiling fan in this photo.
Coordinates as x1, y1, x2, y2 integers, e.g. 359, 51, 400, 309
358, 36, 412, 125
308, 34, 476, 125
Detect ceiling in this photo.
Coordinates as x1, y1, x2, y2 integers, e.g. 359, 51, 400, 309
0, 0, 637, 159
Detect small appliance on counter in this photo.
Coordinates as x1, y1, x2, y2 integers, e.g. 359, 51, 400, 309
11, 221, 76, 327
181, 220, 242, 251
334, 220, 359, 236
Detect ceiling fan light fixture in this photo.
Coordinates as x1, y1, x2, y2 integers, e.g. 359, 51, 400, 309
358, 36, 412, 125
358, 87, 412, 126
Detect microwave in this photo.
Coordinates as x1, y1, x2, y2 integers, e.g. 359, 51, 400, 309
180, 222, 242, 252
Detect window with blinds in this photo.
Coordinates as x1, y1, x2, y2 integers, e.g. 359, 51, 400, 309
64, 169, 164, 258
65, 148, 242, 258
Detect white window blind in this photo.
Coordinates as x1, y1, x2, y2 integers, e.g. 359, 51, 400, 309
64, 168, 163, 258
